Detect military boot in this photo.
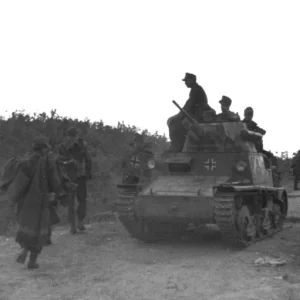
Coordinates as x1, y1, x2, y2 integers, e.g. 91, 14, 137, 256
27, 253, 39, 269
45, 227, 53, 246
16, 248, 28, 264
70, 223, 77, 234
77, 220, 86, 231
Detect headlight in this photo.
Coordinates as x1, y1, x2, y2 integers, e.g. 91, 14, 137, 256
147, 159, 155, 169
236, 160, 247, 172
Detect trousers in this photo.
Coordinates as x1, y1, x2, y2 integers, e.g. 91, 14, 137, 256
68, 176, 87, 226
168, 115, 191, 151
294, 173, 300, 190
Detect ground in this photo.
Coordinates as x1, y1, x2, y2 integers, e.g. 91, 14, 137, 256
1, 196, 300, 300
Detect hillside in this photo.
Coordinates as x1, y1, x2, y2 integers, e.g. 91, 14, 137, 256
0, 110, 169, 221
0, 110, 295, 221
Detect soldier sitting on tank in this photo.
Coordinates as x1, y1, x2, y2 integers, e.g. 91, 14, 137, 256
216, 96, 240, 122
242, 106, 266, 152
167, 73, 215, 152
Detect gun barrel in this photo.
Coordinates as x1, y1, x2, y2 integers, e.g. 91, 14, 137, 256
172, 100, 195, 123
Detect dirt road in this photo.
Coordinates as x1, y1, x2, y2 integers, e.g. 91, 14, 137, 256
1, 199, 300, 300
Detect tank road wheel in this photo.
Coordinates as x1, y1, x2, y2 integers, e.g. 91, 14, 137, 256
271, 194, 288, 230
215, 193, 288, 247
236, 205, 256, 245
215, 196, 258, 247
257, 197, 273, 237
261, 208, 273, 236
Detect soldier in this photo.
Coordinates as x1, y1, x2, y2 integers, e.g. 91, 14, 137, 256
242, 107, 266, 152
291, 150, 300, 190
56, 126, 92, 233
10, 137, 62, 269
242, 107, 266, 134
45, 152, 77, 245
122, 133, 153, 184
216, 96, 240, 121
167, 73, 214, 151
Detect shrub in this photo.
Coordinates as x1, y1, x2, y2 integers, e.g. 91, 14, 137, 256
0, 110, 169, 221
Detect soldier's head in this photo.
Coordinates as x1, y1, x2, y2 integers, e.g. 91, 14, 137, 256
244, 107, 254, 121
182, 73, 197, 88
219, 96, 232, 112
133, 133, 144, 148
66, 126, 79, 142
32, 137, 51, 155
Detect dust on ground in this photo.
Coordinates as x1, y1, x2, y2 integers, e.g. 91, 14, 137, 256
1, 199, 300, 300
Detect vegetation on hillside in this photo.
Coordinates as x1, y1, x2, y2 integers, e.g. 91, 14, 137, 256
0, 110, 169, 217
0, 110, 294, 218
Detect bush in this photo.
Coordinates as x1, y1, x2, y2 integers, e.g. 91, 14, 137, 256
0, 110, 169, 222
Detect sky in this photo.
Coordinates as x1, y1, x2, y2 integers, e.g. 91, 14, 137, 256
1, 0, 300, 156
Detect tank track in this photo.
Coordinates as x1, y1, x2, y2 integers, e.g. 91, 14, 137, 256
115, 186, 165, 242
214, 194, 285, 247
115, 186, 187, 242
115, 186, 138, 231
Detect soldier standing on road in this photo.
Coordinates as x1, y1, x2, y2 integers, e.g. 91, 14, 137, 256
216, 96, 240, 121
57, 127, 92, 233
10, 137, 62, 269
291, 150, 300, 190
45, 151, 78, 245
167, 73, 214, 152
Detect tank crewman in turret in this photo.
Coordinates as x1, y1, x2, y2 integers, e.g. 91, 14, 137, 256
167, 73, 215, 151
242, 106, 266, 152
216, 96, 240, 122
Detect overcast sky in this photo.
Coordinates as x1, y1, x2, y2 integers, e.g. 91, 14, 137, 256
1, 0, 299, 155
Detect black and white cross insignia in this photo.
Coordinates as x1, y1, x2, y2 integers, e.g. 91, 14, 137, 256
204, 158, 216, 171
130, 156, 140, 168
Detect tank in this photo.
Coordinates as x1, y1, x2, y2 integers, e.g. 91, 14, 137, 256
115, 102, 288, 247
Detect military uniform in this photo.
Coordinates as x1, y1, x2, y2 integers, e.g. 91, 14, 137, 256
242, 107, 266, 152
168, 73, 214, 151
13, 137, 62, 269
57, 127, 92, 233
122, 134, 153, 184
216, 96, 240, 122
291, 151, 300, 190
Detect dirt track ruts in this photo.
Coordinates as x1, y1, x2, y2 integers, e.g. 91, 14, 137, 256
1, 212, 300, 300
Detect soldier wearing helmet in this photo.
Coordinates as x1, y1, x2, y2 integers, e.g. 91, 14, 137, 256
167, 73, 215, 152
216, 96, 240, 121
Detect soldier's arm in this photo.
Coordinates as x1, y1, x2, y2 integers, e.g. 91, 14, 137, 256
55, 144, 71, 162
255, 125, 266, 135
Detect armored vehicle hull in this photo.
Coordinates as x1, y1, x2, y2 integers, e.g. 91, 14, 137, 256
116, 121, 288, 247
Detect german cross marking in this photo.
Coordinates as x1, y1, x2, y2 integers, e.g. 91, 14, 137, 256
204, 158, 217, 171
130, 156, 140, 168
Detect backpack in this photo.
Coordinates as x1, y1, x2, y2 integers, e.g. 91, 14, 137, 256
0, 157, 22, 192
